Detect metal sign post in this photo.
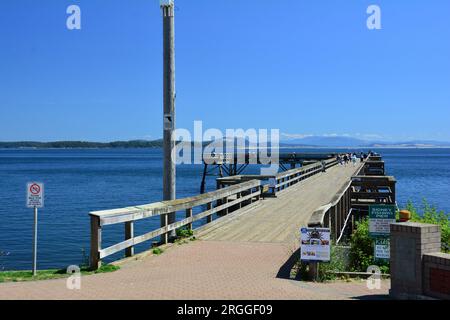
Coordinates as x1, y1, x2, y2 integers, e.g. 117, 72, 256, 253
27, 182, 44, 276
32, 206, 38, 276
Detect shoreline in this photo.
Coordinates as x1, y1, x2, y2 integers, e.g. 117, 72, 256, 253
1, 146, 450, 151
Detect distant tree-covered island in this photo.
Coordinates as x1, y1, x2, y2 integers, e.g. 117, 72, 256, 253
0, 140, 164, 149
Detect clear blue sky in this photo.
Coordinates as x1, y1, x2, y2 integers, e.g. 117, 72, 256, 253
0, 0, 449, 142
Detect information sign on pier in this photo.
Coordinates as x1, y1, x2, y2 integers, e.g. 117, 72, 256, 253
369, 205, 396, 237
300, 227, 331, 262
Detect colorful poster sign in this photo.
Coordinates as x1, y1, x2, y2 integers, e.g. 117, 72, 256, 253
300, 227, 331, 262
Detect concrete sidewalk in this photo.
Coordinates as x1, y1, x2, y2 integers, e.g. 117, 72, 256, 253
0, 240, 390, 300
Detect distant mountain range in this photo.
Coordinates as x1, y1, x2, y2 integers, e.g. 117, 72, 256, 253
0, 140, 164, 149
1, 136, 450, 149
280, 136, 450, 148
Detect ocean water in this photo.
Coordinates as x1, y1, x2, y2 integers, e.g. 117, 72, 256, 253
0, 148, 449, 270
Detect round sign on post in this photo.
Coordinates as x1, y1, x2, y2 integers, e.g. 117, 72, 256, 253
27, 182, 44, 208
27, 182, 44, 276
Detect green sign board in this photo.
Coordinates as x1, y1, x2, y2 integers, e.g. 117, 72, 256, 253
374, 238, 390, 260
369, 205, 396, 237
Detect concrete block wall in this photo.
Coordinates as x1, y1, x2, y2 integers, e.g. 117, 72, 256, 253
423, 252, 450, 299
390, 222, 441, 300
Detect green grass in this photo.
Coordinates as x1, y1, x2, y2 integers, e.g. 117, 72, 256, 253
176, 227, 194, 239
0, 264, 120, 283
152, 247, 164, 255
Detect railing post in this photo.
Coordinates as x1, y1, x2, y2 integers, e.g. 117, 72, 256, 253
207, 202, 213, 223
237, 192, 242, 209
125, 221, 134, 257
90, 215, 102, 270
186, 208, 193, 230
327, 209, 332, 228
161, 213, 169, 244
333, 206, 339, 242
391, 179, 396, 204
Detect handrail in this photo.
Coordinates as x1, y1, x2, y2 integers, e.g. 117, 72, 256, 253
308, 180, 352, 227
273, 158, 338, 192
89, 179, 262, 269
91, 179, 260, 225
216, 158, 339, 196
308, 155, 397, 243
275, 158, 336, 180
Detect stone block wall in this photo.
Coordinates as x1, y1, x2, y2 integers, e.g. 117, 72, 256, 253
390, 222, 441, 299
423, 252, 450, 299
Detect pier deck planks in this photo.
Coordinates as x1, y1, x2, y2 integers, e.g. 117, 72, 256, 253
199, 162, 364, 244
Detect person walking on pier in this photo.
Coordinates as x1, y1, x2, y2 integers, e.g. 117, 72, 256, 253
352, 154, 357, 166
321, 160, 327, 173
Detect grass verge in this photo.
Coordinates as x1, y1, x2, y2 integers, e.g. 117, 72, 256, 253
0, 264, 120, 283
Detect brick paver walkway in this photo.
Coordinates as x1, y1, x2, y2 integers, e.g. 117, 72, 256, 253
0, 240, 390, 300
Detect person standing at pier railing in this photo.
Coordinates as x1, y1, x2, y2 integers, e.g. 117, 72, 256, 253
321, 160, 326, 173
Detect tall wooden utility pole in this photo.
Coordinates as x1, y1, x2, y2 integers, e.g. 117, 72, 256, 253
161, 0, 176, 243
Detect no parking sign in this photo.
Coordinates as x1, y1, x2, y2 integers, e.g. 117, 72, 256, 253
26, 182, 44, 276
27, 182, 44, 208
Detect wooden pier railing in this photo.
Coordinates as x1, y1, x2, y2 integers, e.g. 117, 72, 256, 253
273, 158, 338, 193
351, 175, 396, 210
89, 179, 261, 269
308, 155, 396, 242
89, 155, 381, 268
361, 160, 385, 176
217, 158, 339, 196
308, 180, 353, 243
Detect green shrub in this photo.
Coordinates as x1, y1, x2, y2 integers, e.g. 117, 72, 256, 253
152, 247, 164, 255
407, 200, 450, 253
176, 228, 194, 239
317, 246, 348, 281
348, 218, 389, 273
348, 199, 450, 273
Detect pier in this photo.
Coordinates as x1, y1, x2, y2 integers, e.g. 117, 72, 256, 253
200, 151, 336, 193
0, 157, 395, 300
0, 153, 395, 300
89, 154, 396, 269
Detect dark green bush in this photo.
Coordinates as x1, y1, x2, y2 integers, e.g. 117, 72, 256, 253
407, 200, 450, 253
348, 218, 389, 274
176, 228, 194, 239
348, 200, 449, 273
